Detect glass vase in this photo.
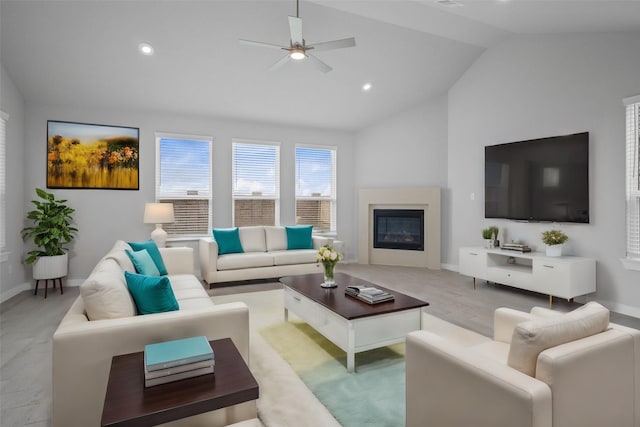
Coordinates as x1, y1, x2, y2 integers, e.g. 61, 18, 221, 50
322, 262, 336, 288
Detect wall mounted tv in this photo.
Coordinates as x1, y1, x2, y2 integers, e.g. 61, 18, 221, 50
485, 132, 589, 223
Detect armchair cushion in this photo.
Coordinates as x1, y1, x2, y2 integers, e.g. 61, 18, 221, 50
507, 302, 609, 376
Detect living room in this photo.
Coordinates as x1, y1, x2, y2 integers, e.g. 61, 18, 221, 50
1, 1, 640, 426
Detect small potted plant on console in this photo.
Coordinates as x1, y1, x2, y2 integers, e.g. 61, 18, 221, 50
482, 226, 499, 249
541, 229, 568, 257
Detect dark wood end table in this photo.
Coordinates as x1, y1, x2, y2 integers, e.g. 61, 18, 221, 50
101, 338, 259, 427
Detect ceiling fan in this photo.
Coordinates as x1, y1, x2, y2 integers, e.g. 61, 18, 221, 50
239, 0, 356, 73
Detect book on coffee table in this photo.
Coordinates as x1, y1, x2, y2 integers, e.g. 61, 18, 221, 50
144, 358, 215, 380
345, 285, 395, 304
144, 336, 214, 372
145, 364, 214, 388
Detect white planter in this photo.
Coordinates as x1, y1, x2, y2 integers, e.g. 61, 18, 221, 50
33, 253, 68, 280
545, 245, 563, 257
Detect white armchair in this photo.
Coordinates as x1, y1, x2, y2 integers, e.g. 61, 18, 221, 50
406, 303, 640, 427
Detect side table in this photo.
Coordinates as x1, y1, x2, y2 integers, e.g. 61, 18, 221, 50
101, 338, 259, 427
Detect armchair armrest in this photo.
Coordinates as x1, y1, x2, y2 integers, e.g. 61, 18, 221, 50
530, 306, 564, 318
159, 246, 194, 274
493, 308, 537, 344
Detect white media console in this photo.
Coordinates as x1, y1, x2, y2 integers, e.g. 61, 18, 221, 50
459, 247, 596, 305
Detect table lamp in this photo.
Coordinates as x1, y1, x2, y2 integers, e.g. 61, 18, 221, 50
143, 203, 175, 247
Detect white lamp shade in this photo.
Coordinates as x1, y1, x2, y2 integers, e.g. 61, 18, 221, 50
144, 203, 175, 224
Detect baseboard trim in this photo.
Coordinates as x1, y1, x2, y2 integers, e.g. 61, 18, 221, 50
1, 278, 83, 304
595, 299, 640, 319
441, 263, 457, 272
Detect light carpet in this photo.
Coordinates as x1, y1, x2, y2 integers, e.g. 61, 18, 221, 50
212, 288, 490, 427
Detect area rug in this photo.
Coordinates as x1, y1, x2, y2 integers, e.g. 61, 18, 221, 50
260, 320, 406, 427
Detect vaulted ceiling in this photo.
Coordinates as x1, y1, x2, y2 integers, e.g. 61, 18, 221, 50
2, 1, 640, 131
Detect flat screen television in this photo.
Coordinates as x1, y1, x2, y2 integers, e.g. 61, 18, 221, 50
485, 132, 589, 223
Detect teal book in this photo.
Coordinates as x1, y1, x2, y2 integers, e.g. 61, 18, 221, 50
145, 336, 214, 372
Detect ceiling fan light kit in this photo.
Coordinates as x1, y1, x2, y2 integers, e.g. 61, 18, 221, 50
239, 0, 356, 73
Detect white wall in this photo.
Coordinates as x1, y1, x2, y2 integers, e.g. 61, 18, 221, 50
21, 105, 355, 282
0, 64, 27, 302
354, 95, 450, 261
448, 32, 640, 316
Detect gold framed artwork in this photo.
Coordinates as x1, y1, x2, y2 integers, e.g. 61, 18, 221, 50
47, 120, 139, 190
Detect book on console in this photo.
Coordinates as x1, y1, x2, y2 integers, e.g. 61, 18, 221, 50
145, 336, 214, 372
144, 365, 214, 388
345, 285, 395, 304
144, 358, 215, 380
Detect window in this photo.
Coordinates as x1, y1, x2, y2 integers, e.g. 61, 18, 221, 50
232, 140, 280, 227
0, 111, 7, 258
624, 95, 640, 268
156, 133, 212, 236
295, 145, 337, 232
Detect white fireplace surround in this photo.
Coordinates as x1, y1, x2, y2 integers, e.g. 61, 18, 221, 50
358, 188, 441, 269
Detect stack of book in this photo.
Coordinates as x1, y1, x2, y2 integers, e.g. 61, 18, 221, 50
345, 285, 395, 304
501, 243, 532, 253
144, 336, 214, 387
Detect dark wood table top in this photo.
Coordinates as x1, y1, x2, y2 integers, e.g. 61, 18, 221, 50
101, 338, 259, 427
279, 272, 429, 320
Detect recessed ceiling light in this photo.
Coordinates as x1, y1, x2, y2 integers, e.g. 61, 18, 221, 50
138, 43, 154, 56
362, 82, 373, 92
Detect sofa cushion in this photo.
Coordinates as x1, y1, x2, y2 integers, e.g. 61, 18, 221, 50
213, 227, 245, 255
217, 252, 274, 270
265, 226, 287, 251
125, 249, 161, 276
271, 249, 318, 266
80, 258, 136, 320
128, 240, 168, 275
286, 225, 314, 250
239, 226, 267, 253
103, 240, 136, 273
507, 302, 610, 376
124, 272, 180, 315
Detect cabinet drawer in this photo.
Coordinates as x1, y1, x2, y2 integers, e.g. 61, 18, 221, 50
533, 261, 570, 295
459, 248, 487, 280
487, 266, 533, 290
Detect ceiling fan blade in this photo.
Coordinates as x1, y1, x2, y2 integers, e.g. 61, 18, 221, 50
269, 54, 291, 71
288, 16, 303, 45
239, 39, 286, 50
308, 37, 356, 52
307, 54, 332, 73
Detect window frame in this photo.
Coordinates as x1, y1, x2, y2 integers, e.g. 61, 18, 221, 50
231, 138, 281, 227
622, 94, 640, 271
155, 132, 213, 238
294, 144, 337, 234
0, 111, 8, 262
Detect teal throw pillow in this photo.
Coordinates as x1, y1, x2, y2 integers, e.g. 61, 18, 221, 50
286, 225, 313, 250
124, 271, 179, 315
128, 240, 168, 275
212, 228, 244, 255
125, 249, 161, 276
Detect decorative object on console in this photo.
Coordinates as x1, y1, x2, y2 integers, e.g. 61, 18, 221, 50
144, 202, 174, 247
542, 229, 568, 257
482, 226, 499, 249
21, 188, 78, 297
317, 244, 343, 288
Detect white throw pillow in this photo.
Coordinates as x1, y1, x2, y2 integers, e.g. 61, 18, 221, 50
239, 226, 267, 253
507, 302, 610, 376
264, 226, 288, 251
80, 258, 136, 320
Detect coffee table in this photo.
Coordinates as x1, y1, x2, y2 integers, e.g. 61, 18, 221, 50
101, 338, 259, 427
279, 272, 429, 372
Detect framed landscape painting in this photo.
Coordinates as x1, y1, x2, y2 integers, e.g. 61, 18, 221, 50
47, 120, 139, 190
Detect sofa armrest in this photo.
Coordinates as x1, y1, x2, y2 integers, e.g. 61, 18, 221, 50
406, 330, 551, 427
52, 300, 249, 427
536, 329, 636, 426
493, 308, 537, 343
199, 237, 219, 284
160, 246, 194, 274
530, 306, 564, 318
312, 235, 333, 249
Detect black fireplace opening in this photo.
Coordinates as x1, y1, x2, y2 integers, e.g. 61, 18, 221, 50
373, 209, 424, 251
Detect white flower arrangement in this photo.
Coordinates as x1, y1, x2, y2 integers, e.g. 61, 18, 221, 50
316, 245, 343, 264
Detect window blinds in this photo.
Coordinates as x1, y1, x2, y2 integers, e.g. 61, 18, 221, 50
295, 145, 337, 232
156, 134, 212, 235
625, 95, 640, 259
232, 140, 280, 226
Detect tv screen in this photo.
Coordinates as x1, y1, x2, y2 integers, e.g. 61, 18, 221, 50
485, 132, 589, 223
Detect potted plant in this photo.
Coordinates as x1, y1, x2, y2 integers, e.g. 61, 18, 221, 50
541, 229, 568, 257
482, 226, 499, 248
21, 188, 78, 280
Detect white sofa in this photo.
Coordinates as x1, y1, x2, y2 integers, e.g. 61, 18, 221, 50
52, 240, 255, 427
406, 303, 640, 427
199, 226, 332, 286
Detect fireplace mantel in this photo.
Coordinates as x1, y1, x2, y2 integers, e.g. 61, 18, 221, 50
358, 188, 441, 269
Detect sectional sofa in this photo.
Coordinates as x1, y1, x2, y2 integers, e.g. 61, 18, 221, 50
52, 240, 254, 427
199, 226, 333, 286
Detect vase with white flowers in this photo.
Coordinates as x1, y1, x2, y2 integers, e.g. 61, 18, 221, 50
541, 229, 568, 257
317, 244, 343, 288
